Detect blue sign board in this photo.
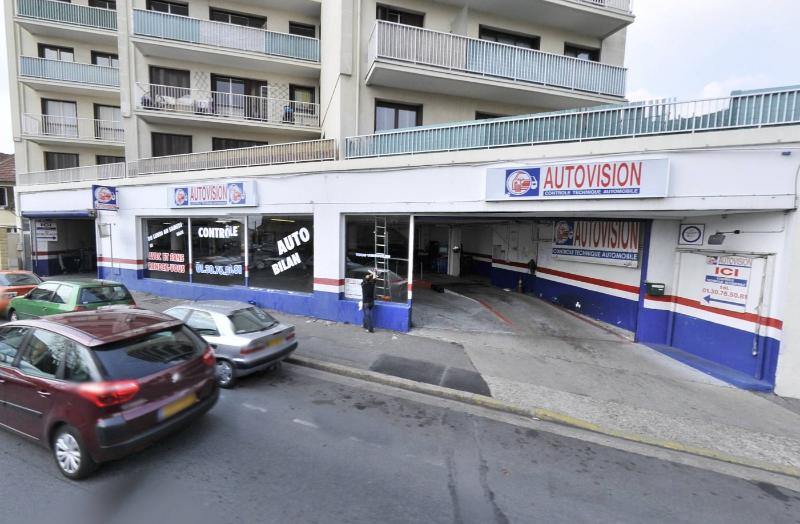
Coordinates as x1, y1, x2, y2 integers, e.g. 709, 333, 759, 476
170, 181, 257, 208
92, 185, 118, 211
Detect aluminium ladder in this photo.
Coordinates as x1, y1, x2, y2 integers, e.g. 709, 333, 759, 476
374, 217, 391, 299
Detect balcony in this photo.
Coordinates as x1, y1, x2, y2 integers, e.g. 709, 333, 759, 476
132, 10, 320, 77
15, 0, 117, 44
345, 86, 800, 158
366, 21, 627, 109
18, 139, 338, 186
19, 57, 119, 95
22, 114, 124, 150
432, 0, 633, 38
133, 83, 321, 138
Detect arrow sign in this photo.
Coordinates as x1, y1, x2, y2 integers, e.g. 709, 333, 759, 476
703, 295, 745, 308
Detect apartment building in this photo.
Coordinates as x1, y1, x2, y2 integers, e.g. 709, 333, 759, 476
7, 1, 800, 400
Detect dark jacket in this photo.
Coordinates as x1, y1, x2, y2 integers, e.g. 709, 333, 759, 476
361, 278, 376, 306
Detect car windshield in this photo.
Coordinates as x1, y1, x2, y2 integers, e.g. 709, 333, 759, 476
227, 307, 278, 334
93, 327, 203, 380
0, 273, 41, 286
79, 285, 132, 305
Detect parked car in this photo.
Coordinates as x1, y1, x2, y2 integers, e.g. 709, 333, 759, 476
7, 280, 135, 320
0, 271, 42, 318
164, 301, 297, 388
0, 308, 218, 479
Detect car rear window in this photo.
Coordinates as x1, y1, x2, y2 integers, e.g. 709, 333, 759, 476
92, 327, 204, 380
79, 284, 132, 305
0, 273, 42, 286
228, 307, 278, 334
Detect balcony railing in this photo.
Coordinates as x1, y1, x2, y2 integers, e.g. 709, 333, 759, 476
18, 139, 337, 185
135, 83, 320, 128
369, 21, 627, 98
19, 56, 119, 87
345, 86, 800, 158
16, 0, 117, 31
22, 114, 124, 143
133, 9, 320, 63
575, 0, 632, 13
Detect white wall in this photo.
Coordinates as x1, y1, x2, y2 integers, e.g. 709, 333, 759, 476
776, 209, 800, 398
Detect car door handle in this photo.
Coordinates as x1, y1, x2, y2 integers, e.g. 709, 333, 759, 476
37, 389, 51, 398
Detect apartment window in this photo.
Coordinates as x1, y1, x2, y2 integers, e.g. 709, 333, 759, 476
289, 85, 315, 114
91, 51, 119, 68
147, 0, 188, 16
93, 104, 122, 141
211, 75, 268, 119
289, 22, 316, 38
377, 5, 424, 27
375, 101, 421, 131
45, 152, 79, 171
96, 155, 125, 165
212, 138, 268, 151
146, 66, 190, 107
476, 112, 505, 120
38, 44, 74, 62
564, 44, 600, 62
89, 0, 116, 8
41, 99, 78, 138
149, 66, 189, 88
479, 27, 540, 49
151, 133, 192, 157
209, 8, 266, 28
0, 188, 8, 208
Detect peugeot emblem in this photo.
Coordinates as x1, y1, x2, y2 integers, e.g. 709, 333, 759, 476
171, 372, 181, 383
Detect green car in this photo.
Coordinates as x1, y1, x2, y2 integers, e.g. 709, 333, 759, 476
7, 280, 136, 320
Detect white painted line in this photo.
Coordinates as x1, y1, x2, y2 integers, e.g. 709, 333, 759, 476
242, 403, 268, 413
293, 418, 319, 429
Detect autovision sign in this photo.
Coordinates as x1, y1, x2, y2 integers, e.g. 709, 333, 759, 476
169, 181, 258, 208
485, 159, 670, 201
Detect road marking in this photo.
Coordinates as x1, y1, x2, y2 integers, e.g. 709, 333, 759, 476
293, 418, 318, 429
242, 403, 268, 413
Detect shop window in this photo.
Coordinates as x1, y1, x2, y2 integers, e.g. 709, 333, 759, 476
248, 216, 313, 293
289, 22, 316, 38
564, 44, 600, 62
191, 218, 245, 287
143, 218, 189, 282
345, 216, 409, 303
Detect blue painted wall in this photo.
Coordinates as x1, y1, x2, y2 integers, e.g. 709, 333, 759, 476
491, 266, 536, 293
98, 266, 412, 332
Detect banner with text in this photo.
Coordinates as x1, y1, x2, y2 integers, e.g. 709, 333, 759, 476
552, 220, 641, 267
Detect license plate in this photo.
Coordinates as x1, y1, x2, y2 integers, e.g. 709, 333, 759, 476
267, 338, 283, 347
159, 393, 197, 421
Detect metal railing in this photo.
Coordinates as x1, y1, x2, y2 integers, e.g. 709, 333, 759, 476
135, 83, 320, 128
369, 21, 627, 97
575, 0, 632, 13
19, 56, 119, 87
18, 139, 338, 185
22, 114, 124, 143
133, 9, 320, 63
344, 86, 800, 158
16, 0, 117, 30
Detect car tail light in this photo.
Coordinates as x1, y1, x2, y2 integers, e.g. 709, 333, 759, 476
285, 332, 295, 342
77, 380, 140, 407
73, 305, 88, 312
240, 345, 262, 356
202, 347, 216, 367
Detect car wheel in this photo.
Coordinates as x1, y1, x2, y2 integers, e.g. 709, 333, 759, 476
215, 360, 236, 388
8, 309, 17, 321
52, 425, 97, 480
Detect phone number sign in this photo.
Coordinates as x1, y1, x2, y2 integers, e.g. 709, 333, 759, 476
700, 255, 752, 312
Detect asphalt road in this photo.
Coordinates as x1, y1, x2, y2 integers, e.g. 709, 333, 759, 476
0, 365, 798, 524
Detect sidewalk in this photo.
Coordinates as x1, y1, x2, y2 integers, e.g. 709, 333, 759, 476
132, 289, 800, 475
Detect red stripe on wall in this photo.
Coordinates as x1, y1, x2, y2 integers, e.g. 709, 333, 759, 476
314, 278, 345, 286
535, 266, 641, 295
646, 294, 783, 330
97, 257, 143, 265
492, 258, 530, 269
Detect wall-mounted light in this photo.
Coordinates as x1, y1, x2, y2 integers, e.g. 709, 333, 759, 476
707, 229, 741, 245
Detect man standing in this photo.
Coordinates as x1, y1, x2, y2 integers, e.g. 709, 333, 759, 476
361, 270, 377, 333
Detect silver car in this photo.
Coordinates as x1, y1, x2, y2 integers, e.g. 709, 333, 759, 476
164, 301, 297, 388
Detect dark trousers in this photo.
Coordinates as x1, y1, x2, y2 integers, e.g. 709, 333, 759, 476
362, 303, 374, 332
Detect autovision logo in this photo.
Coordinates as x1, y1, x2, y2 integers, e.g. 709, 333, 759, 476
505, 169, 539, 197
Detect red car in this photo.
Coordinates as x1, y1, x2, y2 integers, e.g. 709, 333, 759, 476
0, 271, 42, 318
0, 308, 218, 479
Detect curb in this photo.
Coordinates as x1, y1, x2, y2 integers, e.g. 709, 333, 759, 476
286, 355, 800, 479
